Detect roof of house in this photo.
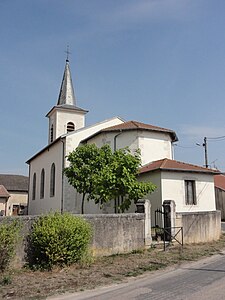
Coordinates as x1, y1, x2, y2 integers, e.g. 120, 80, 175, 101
214, 174, 225, 191
82, 120, 178, 142
0, 185, 10, 198
140, 158, 219, 175
0, 175, 28, 192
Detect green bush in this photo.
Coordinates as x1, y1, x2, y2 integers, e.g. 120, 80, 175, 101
0, 220, 21, 272
28, 212, 92, 269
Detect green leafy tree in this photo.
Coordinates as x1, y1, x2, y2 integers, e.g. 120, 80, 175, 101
65, 144, 156, 213
93, 148, 155, 212
64, 144, 112, 214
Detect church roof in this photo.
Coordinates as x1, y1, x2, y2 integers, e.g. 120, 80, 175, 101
82, 120, 178, 142
57, 60, 76, 106
140, 158, 219, 175
46, 60, 88, 117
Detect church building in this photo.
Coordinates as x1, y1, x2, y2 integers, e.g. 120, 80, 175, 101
27, 58, 218, 217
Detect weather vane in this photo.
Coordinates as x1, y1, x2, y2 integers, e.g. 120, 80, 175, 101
65, 45, 71, 62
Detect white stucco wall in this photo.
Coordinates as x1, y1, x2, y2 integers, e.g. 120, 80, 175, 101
28, 141, 63, 215
28, 117, 124, 215
161, 171, 216, 212
49, 109, 85, 143
138, 171, 162, 224
64, 117, 124, 165
86, 130, 173, 166
139, 131, 172, 165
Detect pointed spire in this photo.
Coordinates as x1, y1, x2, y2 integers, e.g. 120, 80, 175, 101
57, 59, 76, 106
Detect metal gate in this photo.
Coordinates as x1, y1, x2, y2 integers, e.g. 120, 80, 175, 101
154, 204, 183, 249
154, 205, 171, 242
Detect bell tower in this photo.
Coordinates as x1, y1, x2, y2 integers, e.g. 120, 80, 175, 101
46, 55, 88, 144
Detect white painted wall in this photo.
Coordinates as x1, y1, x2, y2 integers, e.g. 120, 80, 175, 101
28, 141, 63, 215
64, 117, 124, 165
48, 109, 85, 143
86, 130, 173, 166
161, 171, 216, 212
28, 117, 124, 215
138, 131, 172, 165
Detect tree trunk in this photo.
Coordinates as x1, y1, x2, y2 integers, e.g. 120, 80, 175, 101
81, 193, 86, 214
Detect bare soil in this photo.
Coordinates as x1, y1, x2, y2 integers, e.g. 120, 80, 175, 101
1, 235, 225, 300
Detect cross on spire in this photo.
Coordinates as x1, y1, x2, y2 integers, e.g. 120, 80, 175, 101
65, 45, 71, 62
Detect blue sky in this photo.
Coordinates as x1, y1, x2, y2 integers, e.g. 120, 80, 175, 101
1, 0, 225, 175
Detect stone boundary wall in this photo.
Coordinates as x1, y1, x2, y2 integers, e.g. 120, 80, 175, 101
0, 213, 145, 267
176, 210, 221, 244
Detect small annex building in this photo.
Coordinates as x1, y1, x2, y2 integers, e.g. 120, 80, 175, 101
0, 174, 28, 216
139, 159, 218, 224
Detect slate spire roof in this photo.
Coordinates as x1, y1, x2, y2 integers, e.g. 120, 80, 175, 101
57, 59, 76, 106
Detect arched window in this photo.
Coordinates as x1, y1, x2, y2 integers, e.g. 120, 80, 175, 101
50, 163, 55, 197
32, 173, 36, 200
40, 168, 45, 199
67, 122, 75, 133
50, 124, 54, 142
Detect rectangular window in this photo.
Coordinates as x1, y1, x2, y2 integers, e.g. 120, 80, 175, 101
185, 180, 196, 205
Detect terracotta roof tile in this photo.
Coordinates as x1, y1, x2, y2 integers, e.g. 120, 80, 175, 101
0, 185, 10, 198
214, 174, 225, 191
140, 158, 219, 174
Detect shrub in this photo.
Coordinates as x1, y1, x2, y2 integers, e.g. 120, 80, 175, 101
0, 220, 21, 272
28, 212, 92, 270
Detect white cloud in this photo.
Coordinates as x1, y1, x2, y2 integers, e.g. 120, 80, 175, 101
110, 0, 191, 23
179, 124, 225, 139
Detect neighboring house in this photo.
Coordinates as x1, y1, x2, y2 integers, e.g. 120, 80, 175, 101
27, 58, 219, 224
0, 185, 10, 216
214, 174, 225, 220
0, 174, 28, 216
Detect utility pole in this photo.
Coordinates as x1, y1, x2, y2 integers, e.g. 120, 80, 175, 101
203, 137, 208, 168
196, 137, 208, 168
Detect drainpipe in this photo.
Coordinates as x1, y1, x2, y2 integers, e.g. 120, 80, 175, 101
114, 130, 122, 152
61, 138, 65, 213
113, 130, 122, 213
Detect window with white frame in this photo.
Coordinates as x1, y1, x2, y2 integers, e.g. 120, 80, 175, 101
185, 180, 196, 205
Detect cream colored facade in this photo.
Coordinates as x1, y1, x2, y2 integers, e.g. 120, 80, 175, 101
140, 170, 216, 217
28, 117, 124, 215
86, 130, 173, 166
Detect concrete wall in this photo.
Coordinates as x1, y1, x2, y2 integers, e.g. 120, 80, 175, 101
176, 211, 221, 244
84, 214, 145, 256
0, 213, 145, 268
